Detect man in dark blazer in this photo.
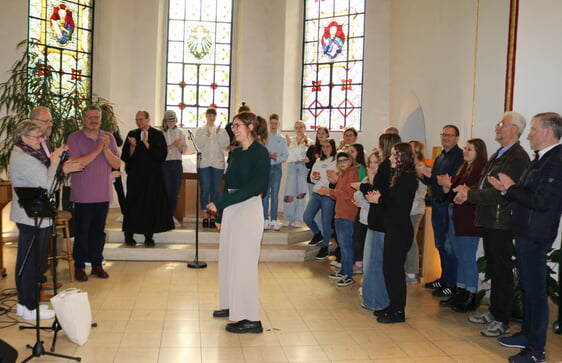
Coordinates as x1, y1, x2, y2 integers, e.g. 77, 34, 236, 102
489, 112, 562, 363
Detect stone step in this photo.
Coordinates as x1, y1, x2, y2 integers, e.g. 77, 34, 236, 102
104, 210, 318, 262
106, 225, 313, 245
103, 242, 322, 262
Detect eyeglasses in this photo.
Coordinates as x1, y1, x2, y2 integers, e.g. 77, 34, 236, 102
84, 116, 100, 120
230, 123, 245, 130
496, 121, 515, 128
440, 133, 458, 138
337, 158, 350, 163
166, 119, 177, 122
33, 118, 53, 124
25, 134, 43, 140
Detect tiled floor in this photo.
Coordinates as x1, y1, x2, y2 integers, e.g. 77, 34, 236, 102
1, 242, 561, 362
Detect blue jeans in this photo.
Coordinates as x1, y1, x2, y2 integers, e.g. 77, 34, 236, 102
283, 162, 308, 223
262, 163, 282, 220
335, 218, 354, 277
516, 237, 552, 352
198, 167, 224, 210
162, 160, 183, 217
362, 228, 389, 310
303, 192, 335, 247
307, 183, 323, 235
447, 205, 480, 292
431, 201, 457, 286
73, 202, 109, 268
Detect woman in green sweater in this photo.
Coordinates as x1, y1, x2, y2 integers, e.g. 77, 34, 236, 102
207, 111, 270, 334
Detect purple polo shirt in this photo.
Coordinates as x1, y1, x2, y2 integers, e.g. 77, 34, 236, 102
67, 129, 118, 203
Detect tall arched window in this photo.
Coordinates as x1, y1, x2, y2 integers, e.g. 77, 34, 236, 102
165, 0, 233, 128
301, 0, 365, 131
28, 0, 94, 112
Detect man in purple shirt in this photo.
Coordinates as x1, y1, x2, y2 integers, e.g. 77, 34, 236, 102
67, 105, 121, 281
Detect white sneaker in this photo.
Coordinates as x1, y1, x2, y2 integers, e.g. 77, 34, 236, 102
271, 220, 281, 231
330, 260, 341, 268
282, 220, 291, 227
17, 304, 49, 316
173, 217, 181, 228
21, 305, 55, 320
264, 220, 271, 230
293, 221, 302, 228
116, 215, 124, 222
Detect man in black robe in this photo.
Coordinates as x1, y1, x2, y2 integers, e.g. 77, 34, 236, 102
121, 110, 174, 246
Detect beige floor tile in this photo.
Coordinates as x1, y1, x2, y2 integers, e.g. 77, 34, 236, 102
113, 347, 160, 363
321, 343, 371, 360
282, 346, 329, 362
160, 331, 200, 347
395, 340, 447, 358
242, 346, 288, 362
157, 347, 201, 362
200, 331, 242, 347
201, 347, 246, 363
4, 239, 561, 363
275, 331, 318, 346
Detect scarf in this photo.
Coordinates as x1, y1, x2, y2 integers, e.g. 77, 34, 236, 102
16, 142, 50, 167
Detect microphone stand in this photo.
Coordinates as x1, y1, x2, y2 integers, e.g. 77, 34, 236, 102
187, 130, 207, 269
15, 185, 80, 362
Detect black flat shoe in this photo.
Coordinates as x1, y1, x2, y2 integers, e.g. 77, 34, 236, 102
377, 310, 405, 324
225, 319, 263, 334
213, 309, 229, 318
373, 306, 389, 317
203, 218, 209, 228
144, 239, 155, 247
124, 239, 136, 246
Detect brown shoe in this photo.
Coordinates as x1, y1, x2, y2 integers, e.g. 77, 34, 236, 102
75, 268, 88, 282
91, 266, 109, 279
40, 291, 54, 301
41, 282, 63, 290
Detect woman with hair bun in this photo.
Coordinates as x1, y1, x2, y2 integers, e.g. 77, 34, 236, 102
207, 111, 270, 334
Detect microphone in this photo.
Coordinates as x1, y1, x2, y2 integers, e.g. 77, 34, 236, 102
187, 129, 194, 140
55, 150, 69, 178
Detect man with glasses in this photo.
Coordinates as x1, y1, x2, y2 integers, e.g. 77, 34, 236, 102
418, 125, 463, 297
29, 107, 54, 157
454, 111, 530, 338
66, 105, 121, 281
121, 110, 173, 247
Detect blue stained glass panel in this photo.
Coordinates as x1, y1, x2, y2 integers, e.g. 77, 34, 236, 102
166, 0, 233, 126
301, 0, 365, 131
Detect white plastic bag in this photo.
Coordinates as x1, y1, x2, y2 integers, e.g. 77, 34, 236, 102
50, 288, 91, 346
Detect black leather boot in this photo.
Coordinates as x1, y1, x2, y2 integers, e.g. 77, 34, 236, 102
452, 291, 477, 313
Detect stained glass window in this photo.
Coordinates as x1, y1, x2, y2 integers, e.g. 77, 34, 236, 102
301, 0, 365, 131
28, 0, 94, 109
165, 0, 233, 128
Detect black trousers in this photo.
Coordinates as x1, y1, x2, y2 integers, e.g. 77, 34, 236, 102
15, 223, 49, 310
482, 228, 514, 325
383, 231, 413, 313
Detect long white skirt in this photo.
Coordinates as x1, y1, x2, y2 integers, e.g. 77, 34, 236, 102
218, 196, 264, 321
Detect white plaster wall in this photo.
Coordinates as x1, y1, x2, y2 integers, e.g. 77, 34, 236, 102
389, 0, 480, 155
472, 0, 511, 152
513, 0, 562, 145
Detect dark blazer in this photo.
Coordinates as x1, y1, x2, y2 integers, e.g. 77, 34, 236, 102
506, 144, 562, 243
467, 142, 530, 230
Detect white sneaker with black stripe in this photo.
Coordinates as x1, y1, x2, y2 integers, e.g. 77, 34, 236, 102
329, 272, 345, 280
